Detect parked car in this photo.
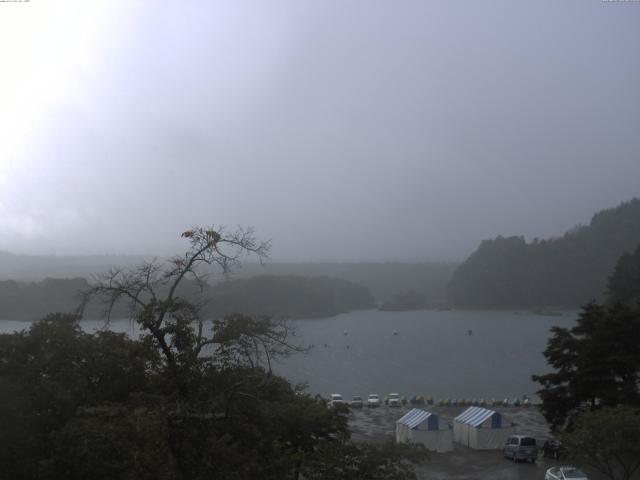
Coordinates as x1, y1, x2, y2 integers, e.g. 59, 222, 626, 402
502, 435, 538, 463
545, 466, 589, 480
367, 393, 381, 408
350, 395, 364, 408
542, 439, 566, 459
388, 393, 401, 407
328, 393, 344, 407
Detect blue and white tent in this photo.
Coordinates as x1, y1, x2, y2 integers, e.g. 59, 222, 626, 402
396, 409, 453, 452
453, 406, 515, 449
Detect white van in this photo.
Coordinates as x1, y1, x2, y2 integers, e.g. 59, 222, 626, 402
503, 435, 538, 463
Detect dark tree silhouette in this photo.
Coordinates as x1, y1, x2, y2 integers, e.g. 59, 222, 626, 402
80, 226, 272, 388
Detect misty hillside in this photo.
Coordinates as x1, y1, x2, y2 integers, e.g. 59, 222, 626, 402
0, 278, 90, 321
0, 252, 148, 281
0, 275, 374, 321
204, 275, 375, 319
0, 254, 455, 305
234, 262, 456, 304
449, 199, 640, 308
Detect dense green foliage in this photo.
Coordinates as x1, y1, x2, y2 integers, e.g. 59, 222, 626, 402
534, 248, 640, 478
607, 244, 640, 307
560, 407, 640, 480
532, 302, 640, 429
0, 313, 161, 479
0, 313, 355, 479
449, 199, 640, 308
205, 275, 375, 319
533, 247, 640, 430
0, 227, 427, 479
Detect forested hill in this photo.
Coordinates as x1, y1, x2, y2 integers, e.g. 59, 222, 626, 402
0, 254, 455, 305
0, 275, 374, 321
0, 278, 90, 320
204, 275, 375, 319
449, 199, 640, 308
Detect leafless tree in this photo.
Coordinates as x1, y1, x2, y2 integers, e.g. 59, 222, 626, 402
211, 313, 306, 373
79, 226, 274, 376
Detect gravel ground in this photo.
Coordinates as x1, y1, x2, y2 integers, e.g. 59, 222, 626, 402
348, 405, 628, 480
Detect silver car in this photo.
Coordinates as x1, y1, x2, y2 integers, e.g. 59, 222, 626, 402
367, 393, 381, 408
388, 393, 401, 407
545, 466, 589, 480
503, 435, 538, 463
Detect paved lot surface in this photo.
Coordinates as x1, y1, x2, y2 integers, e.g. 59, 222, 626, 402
415, 448, 587, 480
348, 405, 623, 480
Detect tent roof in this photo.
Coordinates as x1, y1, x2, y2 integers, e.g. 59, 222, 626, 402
454, 406, 498, 427
397, 409, 434, 429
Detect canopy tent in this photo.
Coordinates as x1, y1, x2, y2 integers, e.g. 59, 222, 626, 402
396, 408, 453, 452
453, 406, 515, 450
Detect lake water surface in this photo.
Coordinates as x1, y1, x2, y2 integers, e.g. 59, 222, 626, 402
273, 309, 576, 401
1, 309, 576, 401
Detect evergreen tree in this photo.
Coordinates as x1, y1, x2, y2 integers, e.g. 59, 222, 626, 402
450, 199, 640, 308
607, 244, 640, 307
532, 302, 640, 429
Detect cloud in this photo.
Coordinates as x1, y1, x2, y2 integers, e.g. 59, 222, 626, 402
0, 1, 639, 260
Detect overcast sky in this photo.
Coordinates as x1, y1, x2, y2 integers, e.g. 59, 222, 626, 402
0, 1, 638, 261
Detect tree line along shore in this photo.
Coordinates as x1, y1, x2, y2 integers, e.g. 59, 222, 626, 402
0, 198, 639, 320
0, 222, 638, 479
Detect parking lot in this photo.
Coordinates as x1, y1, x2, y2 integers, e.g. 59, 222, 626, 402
348, 405, 615, 480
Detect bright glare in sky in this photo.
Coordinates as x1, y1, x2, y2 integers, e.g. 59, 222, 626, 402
0, 1, 124, 182
0, 1, 638, 260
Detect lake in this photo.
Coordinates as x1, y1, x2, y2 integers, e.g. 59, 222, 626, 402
273, 309, 576, 401
0, 309, 576, 401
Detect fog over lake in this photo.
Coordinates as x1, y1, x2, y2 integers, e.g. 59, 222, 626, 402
1, 309, 575, 401
1, 1, 638, 477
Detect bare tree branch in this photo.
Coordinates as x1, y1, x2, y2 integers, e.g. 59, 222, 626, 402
78, 225, 271, 396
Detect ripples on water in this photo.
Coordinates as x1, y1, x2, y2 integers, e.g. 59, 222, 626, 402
1, 309, 576, 400
274, 309, 576, 400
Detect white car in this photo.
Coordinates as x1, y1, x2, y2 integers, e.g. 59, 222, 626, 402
545, 466, 589, 480
388, 393, 401, 407
328, 393, 344, 407
367, 393, 381, 408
